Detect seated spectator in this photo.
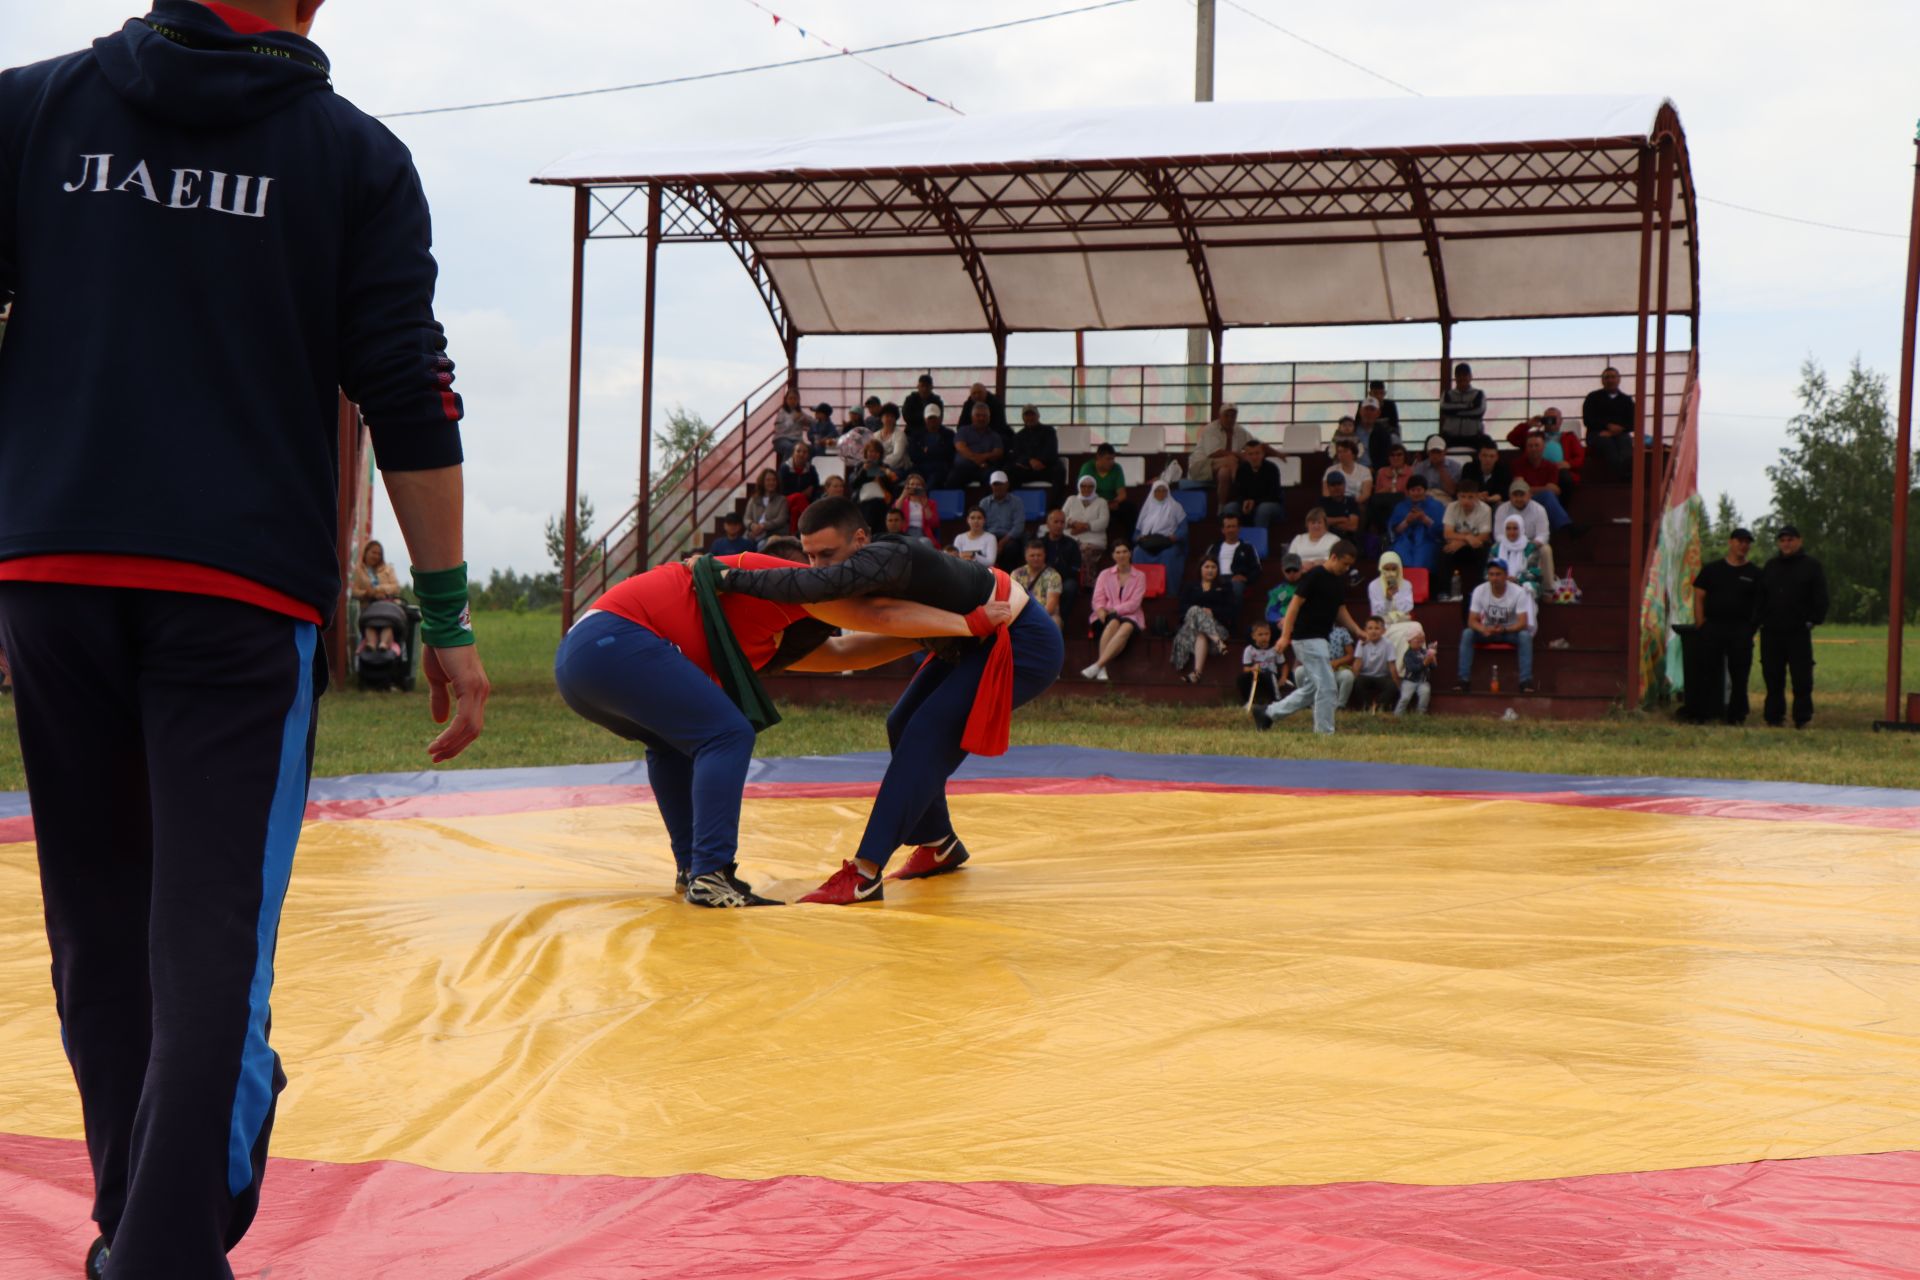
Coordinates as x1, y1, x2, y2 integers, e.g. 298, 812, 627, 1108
894, 473, 943, 547
1010, 405, 1065, 489
1457, 559, 1537, 693
1324, 437, 1372, 500
1325, 614, 1359, 709
1063, 473, 1111, 565
1186, 403, 1253, 506
1392, 624, 1436, 716
1459, 439, 1512, 501
1327, 415, 1359, 459
907, 403, 955, 488
819, 475, 849, 507
852, 439, 901, 531
1510, 431, 1577, 528
872, 402, 909, 470
1076, 442, 1130, 527
771, 387, 807, 463
1287, 508, 1339, 570
1438, 362, 1486, 445
1356, 379, 1401, 440
959, 381, 1007, 442
1173, 557, 1237, 684
351, 540, 406, 659
1357, 398, 1399, 470
1130, 478, 1189, 588
1539, 407, 1585, 478
949, 399, 1008, 488
883, 507, 907, 538
806, 402, 839, 452
1386, 474, 1446, 571
1441, 479, 1493, 602
780, 440, 822, 500
978, 470, 1027, 567
1368, 550, 1414, 619
1490, 513, 1548, 599
1350, 616, 1396, 711
900, 374, 944, 439
1368, 442, 1413, 531
1012, 540, 1065, 628
1320, 470, 1363, 537
952, 508, 998, 566
1582, 365, 1635, 479
1226, 439, 1286, 533
710, 512, 756, 556
1204, 512, 1261, 606
862, 394, 885, 431
1265, 551, 1302, 624
743, 467, 790, 545
1492, 481, 1560, 581
1037, 507, 1085, 609
836, 408, 873, 468
1412, 434, 1460, 497
1240, 620, 1286, 707
1083, 541, 1146, 682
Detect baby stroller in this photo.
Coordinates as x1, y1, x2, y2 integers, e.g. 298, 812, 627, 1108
352, 598, 422, 692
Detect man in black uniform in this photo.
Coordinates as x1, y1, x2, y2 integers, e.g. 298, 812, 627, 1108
1690, 528, 1763, 724
1758, 525, 1829, 729
717, 497, 1065, 904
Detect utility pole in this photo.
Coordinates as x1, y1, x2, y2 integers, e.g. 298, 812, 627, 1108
1188, 0, 1215, 408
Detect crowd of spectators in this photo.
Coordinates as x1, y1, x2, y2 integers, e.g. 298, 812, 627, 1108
716, 365, 1638, 712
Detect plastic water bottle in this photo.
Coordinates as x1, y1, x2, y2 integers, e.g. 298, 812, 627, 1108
1490, 664, 1502, 694
1450, 570, 1463, 600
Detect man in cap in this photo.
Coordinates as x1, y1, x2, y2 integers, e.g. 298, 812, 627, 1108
1412, 434, 1461, 497
1691, 528, 1764, 724
900, 374, 944, 439
907, 401, 954, 488
1439, 362, 1487, 445
1493, 479, 1558, 586
977, 470, 1028, 568
1758, 526, 1829, 728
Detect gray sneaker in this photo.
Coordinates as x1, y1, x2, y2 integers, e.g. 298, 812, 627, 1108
685, 867, 781, 908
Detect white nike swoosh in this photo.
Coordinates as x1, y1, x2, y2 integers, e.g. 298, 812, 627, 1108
854, 876, 883, 899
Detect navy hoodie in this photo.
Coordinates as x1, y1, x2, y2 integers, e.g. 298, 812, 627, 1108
0, 2, 463, 620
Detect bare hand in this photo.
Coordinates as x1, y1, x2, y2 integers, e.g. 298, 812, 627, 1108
984, 599, 1015, 628
423, 645, 490, 763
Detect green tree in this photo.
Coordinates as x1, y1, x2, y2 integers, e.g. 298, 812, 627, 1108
1764, 358, 1920, 623
544, 492, 597, 575
657, 405, 716, 493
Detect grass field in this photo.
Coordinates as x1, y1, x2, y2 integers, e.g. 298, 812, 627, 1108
0, 611, 1914, 791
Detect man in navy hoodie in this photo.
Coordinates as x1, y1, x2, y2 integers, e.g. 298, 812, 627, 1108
0, 3, 491, 1276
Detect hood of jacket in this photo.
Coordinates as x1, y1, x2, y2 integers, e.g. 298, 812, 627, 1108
92, 1, 332, 130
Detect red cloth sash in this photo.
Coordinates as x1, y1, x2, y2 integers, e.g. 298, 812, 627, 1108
960, 569, 1016, 756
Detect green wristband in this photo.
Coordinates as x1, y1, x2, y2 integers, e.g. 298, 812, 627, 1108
413, 563, 475, 648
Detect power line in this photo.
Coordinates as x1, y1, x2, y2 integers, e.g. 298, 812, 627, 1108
741, 0, 963, 115
1697, 196, 1904, 240
376, 0, 1138, 119
1212, 0, 1422, 97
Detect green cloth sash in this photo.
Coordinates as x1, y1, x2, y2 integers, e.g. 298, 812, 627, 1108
691, 556, 781, 733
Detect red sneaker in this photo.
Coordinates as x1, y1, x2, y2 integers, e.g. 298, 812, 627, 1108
798, 860, 884, 905
889, 837, 970, 881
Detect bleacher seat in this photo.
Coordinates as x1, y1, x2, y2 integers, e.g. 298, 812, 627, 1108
1138, 563, 1167, 598
1406, 566, 1430, 603
1109, 425, 1146, 453
1276, 456, 1303, 487
1016, 488, 1049, 522
1172, 489, 1208, 521
1118, 455, 1146, 486
930, 488, 965, 521
814, 455, 846, 481
1242, 527, 1269, 558
1280, 422, 1322, 454
1056, 425, 1094, 454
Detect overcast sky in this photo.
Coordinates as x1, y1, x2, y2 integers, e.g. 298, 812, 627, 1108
9, 0, 1918, 575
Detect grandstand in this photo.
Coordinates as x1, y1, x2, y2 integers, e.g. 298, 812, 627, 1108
535, 95, 1700, 717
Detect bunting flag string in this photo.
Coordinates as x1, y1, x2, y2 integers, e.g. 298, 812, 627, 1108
742, 0, 966, 114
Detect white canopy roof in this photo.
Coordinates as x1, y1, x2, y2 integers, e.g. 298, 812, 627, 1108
535, 96, 1697, 337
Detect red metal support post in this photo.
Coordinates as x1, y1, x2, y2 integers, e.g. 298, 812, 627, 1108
993, 329, 1009, 409
1888, 133, 1920, 722
328, 393, 360, 687
561, 188, 588, 633
1628, 147, 1656, 708
637, 183, 662, 572
1652, 136, 1675, 535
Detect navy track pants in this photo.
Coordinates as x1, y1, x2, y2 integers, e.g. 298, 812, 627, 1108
856, 599, 1064, 870
0, 583, 321, 1280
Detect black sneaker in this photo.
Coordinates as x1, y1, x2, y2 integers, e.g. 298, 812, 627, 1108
685, 868, 781, 907
1519, 680, 1536, 694
86, 1238, 109, 1280
1454, 682, 1471, 693
1250, 707, 1273, 732
673, 870, 689, 897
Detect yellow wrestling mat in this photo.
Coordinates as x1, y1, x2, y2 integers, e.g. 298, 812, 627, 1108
4, 787, 1917, 1190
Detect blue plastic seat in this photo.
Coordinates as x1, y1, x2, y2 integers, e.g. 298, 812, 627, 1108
1173, 489, 1208, 521
930, 489, 965, 521
1241, 526, 1269, 558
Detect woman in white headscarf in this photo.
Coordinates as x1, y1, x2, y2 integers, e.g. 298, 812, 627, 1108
1063, 473, 1111, 566
1369, 550, 1424, 656
1130, 477, 1189, 590
1491, 514, 1544, 599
